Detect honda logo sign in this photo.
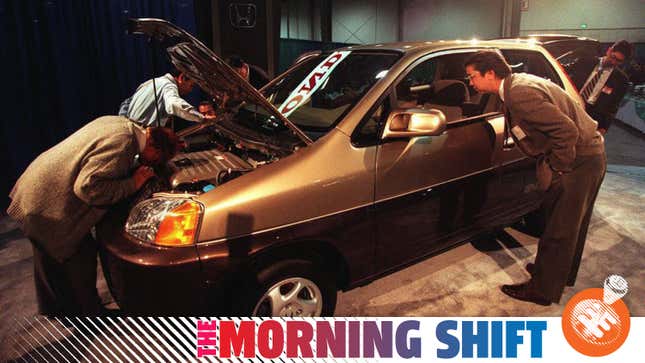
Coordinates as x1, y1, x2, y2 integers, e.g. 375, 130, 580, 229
229, 3, 257, 29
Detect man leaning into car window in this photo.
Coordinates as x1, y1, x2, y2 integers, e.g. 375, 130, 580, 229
464, 51, 606, 307
6, 117, 180, 316
119, 68, 215, 127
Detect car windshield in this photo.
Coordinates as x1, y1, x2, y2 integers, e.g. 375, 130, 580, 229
257, 51, 401, 140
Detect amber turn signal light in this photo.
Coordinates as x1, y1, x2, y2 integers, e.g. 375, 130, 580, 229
154, 201, 202, 246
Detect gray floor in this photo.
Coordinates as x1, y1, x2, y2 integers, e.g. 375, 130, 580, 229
1, 123, 644, 361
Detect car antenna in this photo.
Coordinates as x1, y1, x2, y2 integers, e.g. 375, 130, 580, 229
149, 36, 162, 128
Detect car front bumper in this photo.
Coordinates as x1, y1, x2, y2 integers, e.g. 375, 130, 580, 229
97, 214, 210, 315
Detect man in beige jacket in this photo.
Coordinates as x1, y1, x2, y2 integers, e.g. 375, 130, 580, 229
464, 51, 606, 306
7, 116, 179, 315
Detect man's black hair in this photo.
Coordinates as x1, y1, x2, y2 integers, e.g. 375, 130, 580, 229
169, 68, 181, 77
611, 40, 633, 59
464, 51, 512, 79
148, 127, 180, 163
226, 55, 245, 68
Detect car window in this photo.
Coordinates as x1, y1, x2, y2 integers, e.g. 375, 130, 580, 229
394, 52, 488, 122
544, 41, 600, 60
352, 94, 391, 147
395, 60, 437, 102
557, 46, 601, 69
261, 51, 401, 141
501, 49, 564, 88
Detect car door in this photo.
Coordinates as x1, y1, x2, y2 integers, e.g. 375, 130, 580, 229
370, 50, 503, 270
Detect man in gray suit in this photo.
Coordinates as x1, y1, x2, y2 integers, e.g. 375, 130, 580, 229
464, 51, 606, 306
7, 116, 179, 315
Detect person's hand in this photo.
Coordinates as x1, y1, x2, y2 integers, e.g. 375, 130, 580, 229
133, 166, 155, 190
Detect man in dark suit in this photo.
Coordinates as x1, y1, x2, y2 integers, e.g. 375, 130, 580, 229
464, 51, 606, 306
567, 40, 632, 134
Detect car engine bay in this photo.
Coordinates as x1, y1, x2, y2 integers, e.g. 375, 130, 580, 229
129, 115, 288, 207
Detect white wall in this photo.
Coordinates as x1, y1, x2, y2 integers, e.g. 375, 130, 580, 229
401, 0, 504, 41
331, 0, 399, 43
519, 0, 645, 42
280, 0, 644, 44
280, 0, 314, 40
284, 0, 506, 44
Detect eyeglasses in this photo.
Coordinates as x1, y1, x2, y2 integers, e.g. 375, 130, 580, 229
609, 52, 626, 65
464, 73, 480, 82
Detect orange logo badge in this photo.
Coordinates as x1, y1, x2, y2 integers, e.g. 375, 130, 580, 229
561, 275, 630, 356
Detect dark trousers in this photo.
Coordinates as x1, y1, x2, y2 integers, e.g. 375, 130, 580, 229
31, 234, 102, 316
586, 107, 612, 132
531, 151, 607, 303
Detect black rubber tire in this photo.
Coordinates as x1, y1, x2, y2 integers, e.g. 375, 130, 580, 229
235, 259, 337, 317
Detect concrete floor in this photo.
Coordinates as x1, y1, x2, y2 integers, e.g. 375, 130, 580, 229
1, 123, 644, 361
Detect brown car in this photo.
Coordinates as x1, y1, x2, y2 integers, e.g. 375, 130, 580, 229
97, 19, 582, 316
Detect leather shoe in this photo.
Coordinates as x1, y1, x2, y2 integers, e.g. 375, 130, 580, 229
501, 282, 551, 306
526, 263, 575, 287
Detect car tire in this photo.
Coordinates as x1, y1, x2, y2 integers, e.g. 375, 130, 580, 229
236, 259, 337, 317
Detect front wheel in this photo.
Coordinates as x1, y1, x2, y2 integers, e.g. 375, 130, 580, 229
238, 259, 337, 317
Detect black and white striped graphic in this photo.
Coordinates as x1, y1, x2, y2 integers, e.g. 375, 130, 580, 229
5, 316, 368, 363
9, 316, 236, 362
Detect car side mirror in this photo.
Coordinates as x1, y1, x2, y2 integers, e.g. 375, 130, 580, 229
382, 108, 447, 140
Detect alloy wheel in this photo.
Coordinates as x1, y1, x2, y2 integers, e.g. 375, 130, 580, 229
252, 277, 323, 317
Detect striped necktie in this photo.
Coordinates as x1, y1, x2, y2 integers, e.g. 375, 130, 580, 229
580, 69, 603, 102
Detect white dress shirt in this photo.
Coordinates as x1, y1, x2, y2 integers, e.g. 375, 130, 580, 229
580, 60, 614, 105
119, 73, 203, 127
499, 78, 505, 102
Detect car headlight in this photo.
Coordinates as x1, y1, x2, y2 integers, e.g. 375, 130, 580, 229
125, 197, 203, 246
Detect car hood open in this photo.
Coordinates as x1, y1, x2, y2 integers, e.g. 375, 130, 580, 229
127, 18, 312, 149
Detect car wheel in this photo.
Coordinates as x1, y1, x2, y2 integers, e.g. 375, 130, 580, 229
242, 259, 337, 317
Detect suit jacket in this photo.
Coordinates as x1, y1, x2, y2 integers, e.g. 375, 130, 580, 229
567, 56, 629, 119
503, 73, 604, 189
7, 116, 141, 262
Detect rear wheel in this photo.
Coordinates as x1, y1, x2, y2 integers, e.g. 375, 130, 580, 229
239, 259, 336, 317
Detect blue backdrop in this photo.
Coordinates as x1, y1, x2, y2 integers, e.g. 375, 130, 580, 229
0, 0, 200, 209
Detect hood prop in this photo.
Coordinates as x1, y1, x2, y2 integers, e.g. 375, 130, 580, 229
150, 37, 162, 128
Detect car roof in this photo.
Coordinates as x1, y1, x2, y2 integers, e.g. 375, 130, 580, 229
333, 39, 554, 56
492, 34, 599, 44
